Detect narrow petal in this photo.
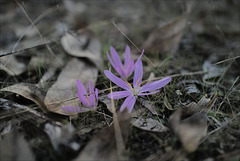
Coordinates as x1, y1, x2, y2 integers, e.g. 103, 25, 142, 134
138, 90, 159, 96
133, 60, 143, 88
124, 45, 131, 68
61, 106, 87, 113
76, 80, 87, 95
127, 96, 136, 112
107, 52, 118, 72
141, 77, 171, 93
110, 46, 122, 68
125, 59, 135, 77
107, 91, 132, 99
120, 96, 135, 112
95, 88, 98, 103
104, 70, 132, 90
77, 92, 89, 107
115, 66, 124, 78
107, 52, 124, 77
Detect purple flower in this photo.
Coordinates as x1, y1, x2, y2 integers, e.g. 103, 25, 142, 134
104, 60, 171, 112
107, 45, 143, 79
61, 80, 98, 113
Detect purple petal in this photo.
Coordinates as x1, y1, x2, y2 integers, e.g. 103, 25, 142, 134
89, 81, 94, 92
61, 106, 87, 113
127, 96, 136, 112
138, 90, 159, 96
107, 91, 132, 99
76, 80, 87, 95
120, 95, 136, 112
77, 92, 89, 107
115, 66, 124, 78
107, 52, 124, 77
141, 77, 171, 93
124, 45, 131, 68
104, 70, 132, 90
110, 46, 123, 68
125, 59, 135, 77
133, 60, 143, 88
107, 52, 119, 72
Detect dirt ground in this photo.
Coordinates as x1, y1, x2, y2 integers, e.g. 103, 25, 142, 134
0, 0, 239, 161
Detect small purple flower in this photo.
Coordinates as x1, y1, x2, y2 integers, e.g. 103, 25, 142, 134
61, 80, 98, 113
104, 60, 171, 112
107, 45, 143, 79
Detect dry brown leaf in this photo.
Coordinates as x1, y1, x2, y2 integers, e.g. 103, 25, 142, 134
164, 94, 174, 110
44, 58, 98, 115
1, 83, 47, 112
98, 95, 114, 113
0, 129, 35, 161
142, 15, 187, 54
74, 110, 130, 161
61, 30, 102, 69
181, 96, 211, 116
44, 123, 79, 152
139, 98, 160, 115
0, 55, 29, 76
132, 117, 168, 132
203, 60, 226, 84
168, 109, 208, 153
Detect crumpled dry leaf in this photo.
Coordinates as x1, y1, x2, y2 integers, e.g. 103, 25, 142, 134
0, 55, 30, 76
74, 110, 130, 161
98, 95, 114, 113
139, 98, 160, 115
0, 83, 47, 112
181, 96, 211, 116
0, 130, 35, 161
28, 55, 65, 88
44, 58, 98, 115
44, 123, 80, 153
184, 84, 200, 95
131, 117, 168, 132
61, 30, 102, 69
203, 60, 226, 84
168, 109, 208, 153
142, 15, 187, 54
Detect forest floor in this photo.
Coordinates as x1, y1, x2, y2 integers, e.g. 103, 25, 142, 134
0, 1, 240, 161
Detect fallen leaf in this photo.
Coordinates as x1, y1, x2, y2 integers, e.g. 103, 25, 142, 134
142, 15, 187, 54
184, 84, 200, 95
44, 58, 98, 115
74, 110, 130, 161
203, 60, 226, 84
0, 129, 35, 161
44, 123, 79, 153
98, 95, 114, 113
181, 96, 211, 116
61, 30, 102, 69
168, 109, 208, 153
139, 98, 160, 115
1, 83, 47, 112
164, 94, 174, 110
0, 55, 30, 76
131, 117, 168, 132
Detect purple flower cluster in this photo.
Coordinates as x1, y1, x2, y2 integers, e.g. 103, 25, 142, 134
105, 59, 171, 112
107, 45, 142, 79
61, 45, 171, 113
61, 80, 98, 113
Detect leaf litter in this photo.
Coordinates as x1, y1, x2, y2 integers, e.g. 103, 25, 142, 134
0, 1, 240, 161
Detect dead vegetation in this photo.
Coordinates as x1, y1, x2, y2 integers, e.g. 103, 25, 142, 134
0, 0, 239, 161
